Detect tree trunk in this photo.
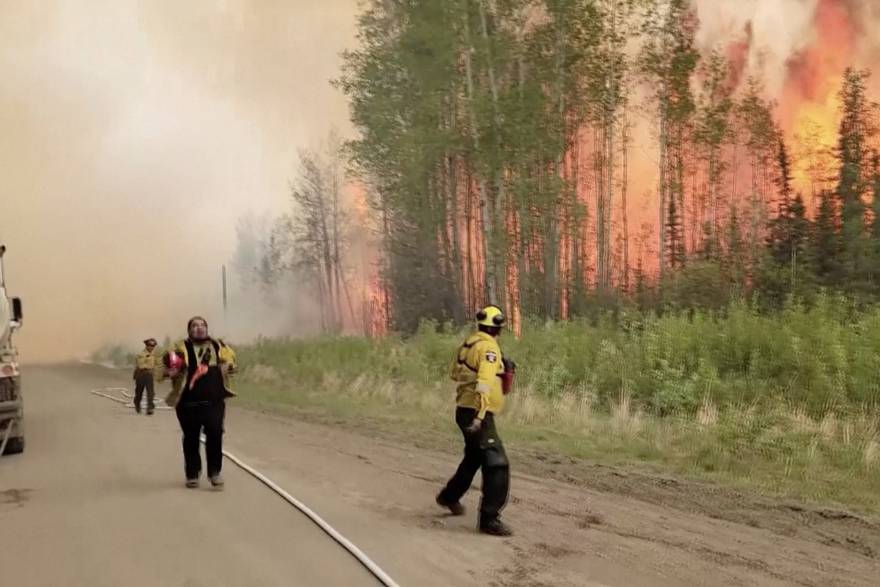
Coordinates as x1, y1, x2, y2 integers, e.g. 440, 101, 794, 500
318, 201, 338, 332
602, 0, 618, 291
463, 9, 497, 304
329, 147, 346, 330
596, 124, 606, 290
380, 190, 392, 332
621, 112, 630, 292
548, 10, 568, 319
447, 151, 465, 321
709, 143, 719, 239
750, 151, 760, 269
315, 267, 329, 333
477, 0, 505, 305
658, 91, 668, 278
465, 167, 477, 310
731, 124, 739, 207
677, 131, 687, 263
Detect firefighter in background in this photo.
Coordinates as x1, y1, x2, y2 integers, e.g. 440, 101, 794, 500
133, 338, 158, 415
162, 317, 237, 489
436, 305, 516, 537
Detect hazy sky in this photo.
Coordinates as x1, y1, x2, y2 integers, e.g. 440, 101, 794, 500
0, 0, 357, 360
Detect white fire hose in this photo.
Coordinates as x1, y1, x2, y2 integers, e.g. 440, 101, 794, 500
90, 387, 400, 587
91, 387, 175, 410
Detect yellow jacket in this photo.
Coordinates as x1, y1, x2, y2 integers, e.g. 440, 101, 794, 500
133, 350, 158, 379
162, 338, 237, 407
450, 331, 504, 419
135, 350, 156, 370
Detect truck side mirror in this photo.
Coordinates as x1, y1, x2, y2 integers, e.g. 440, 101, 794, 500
12, 297, 22, 324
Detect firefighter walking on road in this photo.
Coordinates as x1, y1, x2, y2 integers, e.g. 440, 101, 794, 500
436, 305, 516, 537
133, 338, 158, 415
162, 316, 237, 489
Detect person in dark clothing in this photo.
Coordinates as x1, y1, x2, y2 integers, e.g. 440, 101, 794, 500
164, 316, 237, 489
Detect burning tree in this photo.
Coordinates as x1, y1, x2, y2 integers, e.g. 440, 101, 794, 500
325, 0, 880, 331
267, 135, 357, 334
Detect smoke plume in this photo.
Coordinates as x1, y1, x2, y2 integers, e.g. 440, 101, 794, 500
693, 0, 880, 192
0, 0, 357, 360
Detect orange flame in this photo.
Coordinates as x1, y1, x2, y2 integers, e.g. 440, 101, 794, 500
780, 0, 857, 195
347, 181, 388, 337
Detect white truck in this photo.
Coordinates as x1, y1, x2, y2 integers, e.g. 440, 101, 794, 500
0, 244, 24, 455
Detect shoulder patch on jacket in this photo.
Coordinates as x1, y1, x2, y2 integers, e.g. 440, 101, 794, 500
485, 351, 498, 364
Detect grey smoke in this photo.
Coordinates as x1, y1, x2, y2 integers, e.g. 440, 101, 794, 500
0, 0, 358, 360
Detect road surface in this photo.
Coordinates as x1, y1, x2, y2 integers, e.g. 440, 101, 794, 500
2, 365, 880, 586
0, 366, 378, 587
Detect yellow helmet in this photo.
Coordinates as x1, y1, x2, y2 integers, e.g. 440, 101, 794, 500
476, 305, 506, 328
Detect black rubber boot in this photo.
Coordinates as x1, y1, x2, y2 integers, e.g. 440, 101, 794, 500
436, 493, 466, 516
479, 519, 513, 537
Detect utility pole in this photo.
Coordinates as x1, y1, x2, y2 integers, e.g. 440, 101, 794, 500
221, 264, 228, 316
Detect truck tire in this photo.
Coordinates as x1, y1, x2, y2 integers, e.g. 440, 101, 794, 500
2, 436, 24, 455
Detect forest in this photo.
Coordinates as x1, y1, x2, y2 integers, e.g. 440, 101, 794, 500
231, 1, 880, 340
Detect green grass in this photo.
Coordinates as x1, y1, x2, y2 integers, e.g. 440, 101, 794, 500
90, 343, 137, 367
236, 377, 880, 511
242, 295, 880, 415
232, 301, 880, 513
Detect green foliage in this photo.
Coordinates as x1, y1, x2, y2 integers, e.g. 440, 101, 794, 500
238, 299, 880, 418
90, 344, 137, 368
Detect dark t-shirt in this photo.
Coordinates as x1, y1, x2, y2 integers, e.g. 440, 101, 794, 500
180, 339, 226, 405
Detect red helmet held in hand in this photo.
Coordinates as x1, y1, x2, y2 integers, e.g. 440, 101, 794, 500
163, 351, 184, 371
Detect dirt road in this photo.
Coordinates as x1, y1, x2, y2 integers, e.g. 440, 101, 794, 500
3, 365, 880, 586
0, 366, 377, 587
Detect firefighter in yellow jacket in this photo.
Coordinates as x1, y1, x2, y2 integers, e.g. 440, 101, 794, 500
133, 338, 158, 415
161, 316, 237, 489
436, 305, 514, 537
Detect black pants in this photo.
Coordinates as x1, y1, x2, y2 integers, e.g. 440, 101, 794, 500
134, 373, 155, 411
175, 402, 225, 479
438, 407, 510, 526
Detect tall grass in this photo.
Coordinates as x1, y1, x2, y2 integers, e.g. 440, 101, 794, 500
242, 295, 880, 417
229, 297, 880, 510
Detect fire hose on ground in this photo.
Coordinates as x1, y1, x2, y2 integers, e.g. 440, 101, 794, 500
90, 387, 174, 409
0, 417, 14, 455
90, 387, 400, 587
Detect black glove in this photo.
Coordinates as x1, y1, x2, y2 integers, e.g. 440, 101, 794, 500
464, 418, 483, 435
502, 358, 517, 374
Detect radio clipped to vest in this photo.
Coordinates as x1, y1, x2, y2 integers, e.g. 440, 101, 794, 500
499, 358, 516, 395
